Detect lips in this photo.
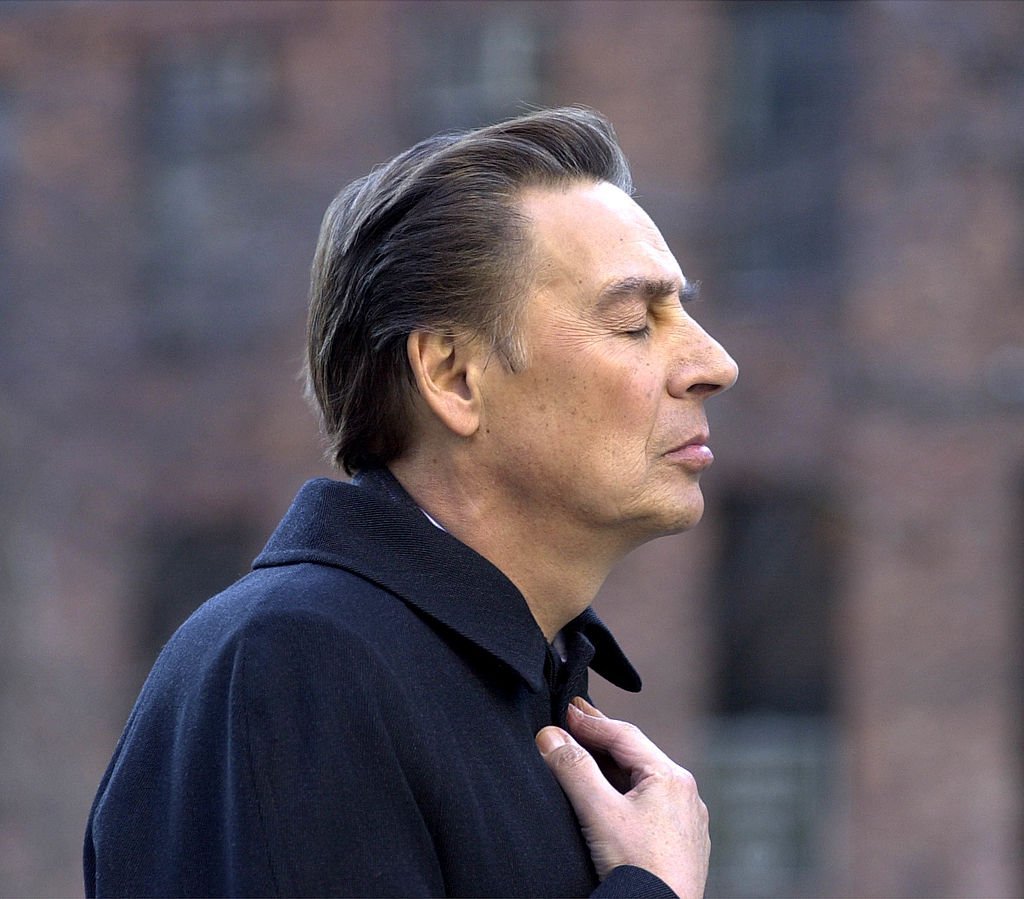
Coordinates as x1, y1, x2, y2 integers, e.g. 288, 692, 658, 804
665, 435, 714, 471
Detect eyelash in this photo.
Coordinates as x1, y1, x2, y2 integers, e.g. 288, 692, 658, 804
624, 323, 651, 339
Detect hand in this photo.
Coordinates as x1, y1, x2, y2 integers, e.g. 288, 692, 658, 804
535, 698, 709, 899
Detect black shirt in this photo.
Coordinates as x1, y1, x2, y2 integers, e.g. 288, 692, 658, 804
84, 470, 675, 897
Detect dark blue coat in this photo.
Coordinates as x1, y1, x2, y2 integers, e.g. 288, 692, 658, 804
85, 470, 674, 897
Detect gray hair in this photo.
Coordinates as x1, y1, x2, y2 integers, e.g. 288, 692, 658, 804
306, 106, 633, 474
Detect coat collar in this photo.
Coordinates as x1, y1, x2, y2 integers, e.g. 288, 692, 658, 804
252, 470, 641, 694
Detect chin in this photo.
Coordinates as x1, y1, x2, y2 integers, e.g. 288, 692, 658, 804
601, 480, 706, 541
665, 487, 706, 533
667, 507, 704, 534
635, 492, 705, 540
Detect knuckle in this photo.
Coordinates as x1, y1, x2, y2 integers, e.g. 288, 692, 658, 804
549, 743, 591, 773
604, 719, 644, 751
655, 764, 704, 801
616, 720, 643, 740
676, 766, 699, 792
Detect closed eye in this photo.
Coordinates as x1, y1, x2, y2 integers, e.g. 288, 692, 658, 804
599, 276, 700, 308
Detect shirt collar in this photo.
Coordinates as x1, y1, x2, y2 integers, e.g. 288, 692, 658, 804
253, 470, 641, 694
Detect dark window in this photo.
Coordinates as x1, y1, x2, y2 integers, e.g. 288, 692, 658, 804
722, 2, 848, 172
703, 484, 839, 897
712, 487, 837, 716
401, 3, 547, 137
137, 37, 286, 359
710, 2, 849, 306
703, 716, 835, 899
142, 39, 280, 163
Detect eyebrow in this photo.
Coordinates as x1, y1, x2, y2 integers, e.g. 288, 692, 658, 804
596, 276, 700, 307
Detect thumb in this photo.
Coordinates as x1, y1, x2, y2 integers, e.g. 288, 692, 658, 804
536, 726, 620, 819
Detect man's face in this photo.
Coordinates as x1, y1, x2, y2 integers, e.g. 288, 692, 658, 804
476, 180, 738, 551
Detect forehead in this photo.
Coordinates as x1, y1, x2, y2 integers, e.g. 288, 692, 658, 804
518, 181, 684, 297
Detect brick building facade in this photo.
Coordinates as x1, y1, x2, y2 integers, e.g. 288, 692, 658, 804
1, 2, 1021, 896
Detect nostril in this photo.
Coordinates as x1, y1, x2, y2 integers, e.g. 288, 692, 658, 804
686, 382, 723, 397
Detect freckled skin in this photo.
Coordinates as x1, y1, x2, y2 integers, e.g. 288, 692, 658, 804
475, 182, 739, 559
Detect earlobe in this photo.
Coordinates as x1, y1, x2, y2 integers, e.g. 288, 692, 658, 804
406, 330, 483, 439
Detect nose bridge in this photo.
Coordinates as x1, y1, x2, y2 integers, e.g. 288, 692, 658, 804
668, 314, 739, 397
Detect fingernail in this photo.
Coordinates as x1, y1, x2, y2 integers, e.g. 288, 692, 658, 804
536, 727, 568, 754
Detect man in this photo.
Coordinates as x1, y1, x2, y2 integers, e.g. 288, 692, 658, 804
85, 107, 738, 898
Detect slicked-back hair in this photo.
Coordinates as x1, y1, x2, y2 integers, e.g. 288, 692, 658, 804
306, 106, 633, 474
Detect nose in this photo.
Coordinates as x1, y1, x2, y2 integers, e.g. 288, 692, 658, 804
667, 319, 739, 400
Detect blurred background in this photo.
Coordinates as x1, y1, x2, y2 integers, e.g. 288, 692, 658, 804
1, 1, 1022, 896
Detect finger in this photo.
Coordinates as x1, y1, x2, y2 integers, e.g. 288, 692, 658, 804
565, 704, 671, 775
535, 726, 621, 816
568, 701, 634, 794
570, 696, 607, 718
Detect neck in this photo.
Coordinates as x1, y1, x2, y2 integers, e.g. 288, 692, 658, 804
388, 452, 628, 641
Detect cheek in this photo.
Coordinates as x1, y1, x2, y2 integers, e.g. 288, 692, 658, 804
586, 366, 663, 452
519, 350, 661, 445
610, 362, 661, 417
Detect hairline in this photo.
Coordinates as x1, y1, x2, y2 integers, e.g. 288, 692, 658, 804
488, 174, 621, 370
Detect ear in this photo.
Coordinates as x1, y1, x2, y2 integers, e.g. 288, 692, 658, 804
406, 330, 485, 438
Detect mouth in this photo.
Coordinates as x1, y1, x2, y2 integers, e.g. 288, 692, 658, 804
664, 434, 714, 471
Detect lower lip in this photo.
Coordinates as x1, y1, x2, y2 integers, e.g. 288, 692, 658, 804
666, 443, 714, 471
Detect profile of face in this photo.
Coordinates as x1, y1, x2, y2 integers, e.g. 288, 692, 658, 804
476, 181, 739, 553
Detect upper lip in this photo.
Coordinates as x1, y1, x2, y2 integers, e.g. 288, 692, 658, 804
666, 432, 710, 453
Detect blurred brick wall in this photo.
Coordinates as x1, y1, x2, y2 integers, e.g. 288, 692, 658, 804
0, 2, 1021, 896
